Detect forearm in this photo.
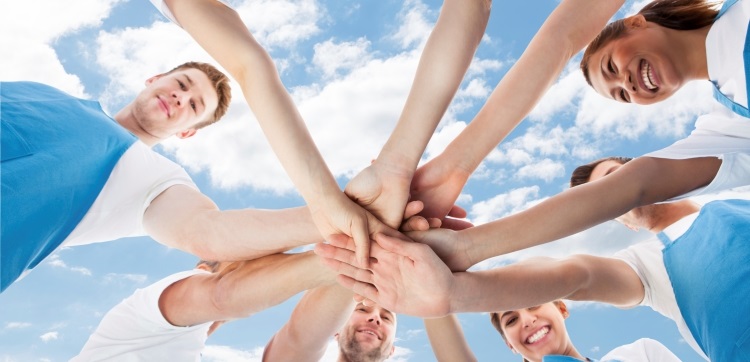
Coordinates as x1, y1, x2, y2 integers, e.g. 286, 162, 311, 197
424, 315, 477, 362
378, 0, 490, 171
449, 258, 589, 313
166, 0, 342, 208
211, 251, 335, 318
439, 0, 625, 174
264, 284, 354, 361
162, 251, 335, 327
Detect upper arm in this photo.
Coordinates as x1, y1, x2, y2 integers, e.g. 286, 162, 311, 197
619, 156, 721, 205
143, 184, 220, 257
565, 254, 644, 308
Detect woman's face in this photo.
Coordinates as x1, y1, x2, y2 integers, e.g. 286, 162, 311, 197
587, 15, 685, 105
499, 303, 573, 361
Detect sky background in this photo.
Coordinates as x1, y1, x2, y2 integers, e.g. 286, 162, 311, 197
1, 0, 748, 361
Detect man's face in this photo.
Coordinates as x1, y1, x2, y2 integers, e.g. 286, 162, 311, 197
336, 303, 396, 362
132, 68, 219, 141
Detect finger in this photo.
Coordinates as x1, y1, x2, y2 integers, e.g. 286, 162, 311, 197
427, 217, 442, 229
353, 294, 365, 303
351, 217, 371, 268
447, 205, 468, 219
327, 234, 356, 250
373, 232, 425, 257
403, 200, 424, 219
320, 257, 375, 284
400, 216, 430, 232
336, 275, 380, 303
441, 217, 474, 231
315, 243, 359, 266
360, 298, 376, 307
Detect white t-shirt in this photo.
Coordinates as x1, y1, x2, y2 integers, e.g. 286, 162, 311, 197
646, 0, 750, 201
613, 213, 709, 360
599, 338, 681, 362
707, 0, 750, 109
62, 141, 197, 247
149, 0, 231, 26
72, 269, 212, 362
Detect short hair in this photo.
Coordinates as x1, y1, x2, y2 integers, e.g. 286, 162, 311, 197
581, 0, 720, 86
165, 61, 231, 129
196, 260, 221, 272
569, 156, 633, 188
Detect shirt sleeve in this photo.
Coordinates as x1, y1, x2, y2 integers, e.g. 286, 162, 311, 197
149, 0, 233, 27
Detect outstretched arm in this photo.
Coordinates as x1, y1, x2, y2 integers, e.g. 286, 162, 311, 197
424, 315, 477, 362
159, 251, 334, 328
263, 283, 354, 362
315, 233, 643, 317
161, 0, 387, 265
344, 0, 490, 228
407, 156, 720, 270
143, 185, 321, 261
411, 0, 626, 221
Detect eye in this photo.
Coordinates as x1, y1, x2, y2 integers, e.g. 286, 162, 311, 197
190, 100, 196, 111
177, 80, 187, 91
528, 305, 540, 311
607, 58, 615, 74
505, 316, 517, 327
357, 308, 366, 312
619, 89, 630, 103
382, 315, 391, 321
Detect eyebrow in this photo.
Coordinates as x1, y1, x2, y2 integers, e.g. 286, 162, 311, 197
183, 75, 206, 111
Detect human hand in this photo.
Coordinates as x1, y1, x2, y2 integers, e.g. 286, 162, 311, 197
344, 160, 413, 230
309, 192, 392, 268
410, 155, 472, 223
314, 233, 455, 318
406, 228, 473, 272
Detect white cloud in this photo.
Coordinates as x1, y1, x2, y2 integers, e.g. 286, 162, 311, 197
391, 0, 434, 49
591, 346, 601, 353
0, 0, 122, 96
469, 186, 540, 225
39, 332, 58, 343
313, 37, 372, 79
234, 0, 324, 50
4, 322, 31, 330
44, 255, 92, 276
317, 340, 411, 362
402, 328, 424, 340
515, 158, 565, 183
202, 345, 264, 361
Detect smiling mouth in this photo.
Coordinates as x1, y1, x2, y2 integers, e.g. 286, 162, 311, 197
158, 96, 171, 117
640, 60, 658, 91
526, 326, 549, 344
358, 329, 381, 340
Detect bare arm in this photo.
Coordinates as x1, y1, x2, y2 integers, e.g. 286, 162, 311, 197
263, 284, 354, 362
411, 0, 626, 220
143, 185, 322, 261
162, 0, 387, 266
315, 234, 644, 317
460, 156, 719, 265
424, 315, 477, 362
345, 0, 490, 228
159, 251, 335, 328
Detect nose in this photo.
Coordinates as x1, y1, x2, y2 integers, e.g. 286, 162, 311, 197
520, 311, 536, 328
171, 90, 189, 108
367, 315, 381, 326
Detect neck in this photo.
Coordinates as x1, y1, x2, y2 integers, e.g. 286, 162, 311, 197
113, 103, 159, 147
646, 201, 701, 233
664, 25, 711, 81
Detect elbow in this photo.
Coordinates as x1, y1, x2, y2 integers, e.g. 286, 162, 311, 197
208, 274, 252, 320
560, 256, 594, 299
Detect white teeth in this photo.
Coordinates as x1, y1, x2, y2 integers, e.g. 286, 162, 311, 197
641, 61, 657, 90
527, 326, 549, 344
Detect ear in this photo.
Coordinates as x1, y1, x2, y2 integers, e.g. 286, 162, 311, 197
623, 14, 647, 29
389, 345, 395, 357
145, 74, 163, 86
557, 301, 570, 319
195, 263, 212, 272
334, 332, 340, 341
176, 128, 197, 139
505, 341, 515, 353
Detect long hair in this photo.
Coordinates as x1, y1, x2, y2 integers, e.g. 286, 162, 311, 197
581, 0, 721, 86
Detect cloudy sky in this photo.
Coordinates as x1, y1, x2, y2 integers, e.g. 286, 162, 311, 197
1, 0, 746, 361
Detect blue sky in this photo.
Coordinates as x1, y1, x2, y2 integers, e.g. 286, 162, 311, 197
1, 0, 747, 361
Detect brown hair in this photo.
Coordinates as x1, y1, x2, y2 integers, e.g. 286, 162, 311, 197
569, 156, 633, 188
165, 61, 232, 129
581, 0, 721, 86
